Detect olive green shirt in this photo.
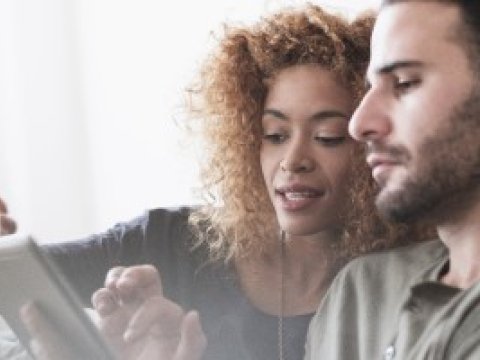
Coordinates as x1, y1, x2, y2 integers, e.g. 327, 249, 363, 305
305, 240, 480, 360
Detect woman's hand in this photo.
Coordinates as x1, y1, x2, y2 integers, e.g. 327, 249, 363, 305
0, 197, 16, 235
92, 265, 207, 360
21, 265, 207, 360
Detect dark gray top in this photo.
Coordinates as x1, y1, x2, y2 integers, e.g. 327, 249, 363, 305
40, 207, 313, 360
305, 239, 480, 360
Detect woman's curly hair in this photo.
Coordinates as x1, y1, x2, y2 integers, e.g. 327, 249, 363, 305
187, 5, 423, 263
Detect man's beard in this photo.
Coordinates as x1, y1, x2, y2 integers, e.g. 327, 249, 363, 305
375, 87, 480, 224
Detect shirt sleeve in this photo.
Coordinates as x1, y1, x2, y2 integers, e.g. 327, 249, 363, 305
41, 207, 194, 306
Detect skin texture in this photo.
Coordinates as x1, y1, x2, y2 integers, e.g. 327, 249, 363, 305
349, 1, 480, 289
349, 2, 478, 224
260, 64, 354, 236
92, 265, 206, 360
236, 65, 357, 316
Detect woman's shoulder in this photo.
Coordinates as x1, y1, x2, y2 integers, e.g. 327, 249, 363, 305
110, 206, 197, 242
135, 206, 194, 228
142, 206, 214, 264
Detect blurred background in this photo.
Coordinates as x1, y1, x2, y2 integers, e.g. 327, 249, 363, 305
0, 0, 380, 242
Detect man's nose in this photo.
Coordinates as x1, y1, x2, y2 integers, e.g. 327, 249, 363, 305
349, 88, 392, 142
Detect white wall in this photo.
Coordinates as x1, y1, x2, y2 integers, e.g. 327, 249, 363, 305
0, 0, 380, 242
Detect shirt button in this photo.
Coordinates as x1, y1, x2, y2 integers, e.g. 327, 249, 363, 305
384, 345, 395, 360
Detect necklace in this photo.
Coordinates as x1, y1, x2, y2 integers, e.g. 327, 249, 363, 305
278, 230, 286, 360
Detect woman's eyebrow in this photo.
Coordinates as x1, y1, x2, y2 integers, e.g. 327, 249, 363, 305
262, 109, 288, 120
309, 110, 348, 122
262, 109, 347, 122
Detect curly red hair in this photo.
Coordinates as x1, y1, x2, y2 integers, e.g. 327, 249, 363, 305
187, 5, 423, 263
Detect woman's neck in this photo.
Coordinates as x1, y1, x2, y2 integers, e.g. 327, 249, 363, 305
234, 230, 343, 316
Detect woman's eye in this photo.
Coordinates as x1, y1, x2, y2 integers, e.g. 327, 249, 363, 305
262, 133, 287, 144
315, 136, 346, 146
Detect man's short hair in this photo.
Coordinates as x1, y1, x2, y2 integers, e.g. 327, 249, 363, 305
381, 0, 480, 72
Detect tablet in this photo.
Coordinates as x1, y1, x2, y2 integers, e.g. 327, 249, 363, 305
0, 234, 115, 359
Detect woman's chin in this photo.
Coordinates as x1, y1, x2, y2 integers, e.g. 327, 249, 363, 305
278, 221, 327, 237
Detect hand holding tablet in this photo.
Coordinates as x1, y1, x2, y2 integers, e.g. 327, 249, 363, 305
0, 234, 115, 359
0, 235, 206, 360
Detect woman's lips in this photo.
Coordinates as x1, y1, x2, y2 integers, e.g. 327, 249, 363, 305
275, 185, 325, 211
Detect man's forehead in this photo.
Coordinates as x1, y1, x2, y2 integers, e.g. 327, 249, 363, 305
368, 2, 462, 77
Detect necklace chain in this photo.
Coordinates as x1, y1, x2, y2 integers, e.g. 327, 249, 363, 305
278, 230, 286, 360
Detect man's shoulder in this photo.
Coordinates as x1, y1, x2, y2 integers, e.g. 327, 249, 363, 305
337, 239, 447, 289
349, 239, 446, 271
306, 240, 449, 357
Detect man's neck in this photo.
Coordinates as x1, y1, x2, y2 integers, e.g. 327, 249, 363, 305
438, 190, 480, 289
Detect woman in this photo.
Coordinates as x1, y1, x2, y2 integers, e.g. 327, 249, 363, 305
2, 4, 411, 360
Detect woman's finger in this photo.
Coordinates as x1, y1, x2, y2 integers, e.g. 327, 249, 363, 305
175, 311, 207, 360
105, 266, 127, 289
124, 295, 184, 343
115, 265, 164, 303
91, 287, 119, 317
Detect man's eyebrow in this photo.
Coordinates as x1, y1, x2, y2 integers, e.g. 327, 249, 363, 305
262, 109, 348, 122
376, 60, 424, 75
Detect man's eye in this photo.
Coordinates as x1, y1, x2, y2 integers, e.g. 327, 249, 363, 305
262, 133, 287, 144
315, 136, 346, 146
394, 78, 421, 94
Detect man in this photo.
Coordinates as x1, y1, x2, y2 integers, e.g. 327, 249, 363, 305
306, 1, 480, 359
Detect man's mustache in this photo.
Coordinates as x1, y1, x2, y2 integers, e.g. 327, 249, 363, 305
365, 142, 411, 163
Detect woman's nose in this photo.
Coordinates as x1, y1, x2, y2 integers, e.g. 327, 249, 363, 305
280, 141, 315, 173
